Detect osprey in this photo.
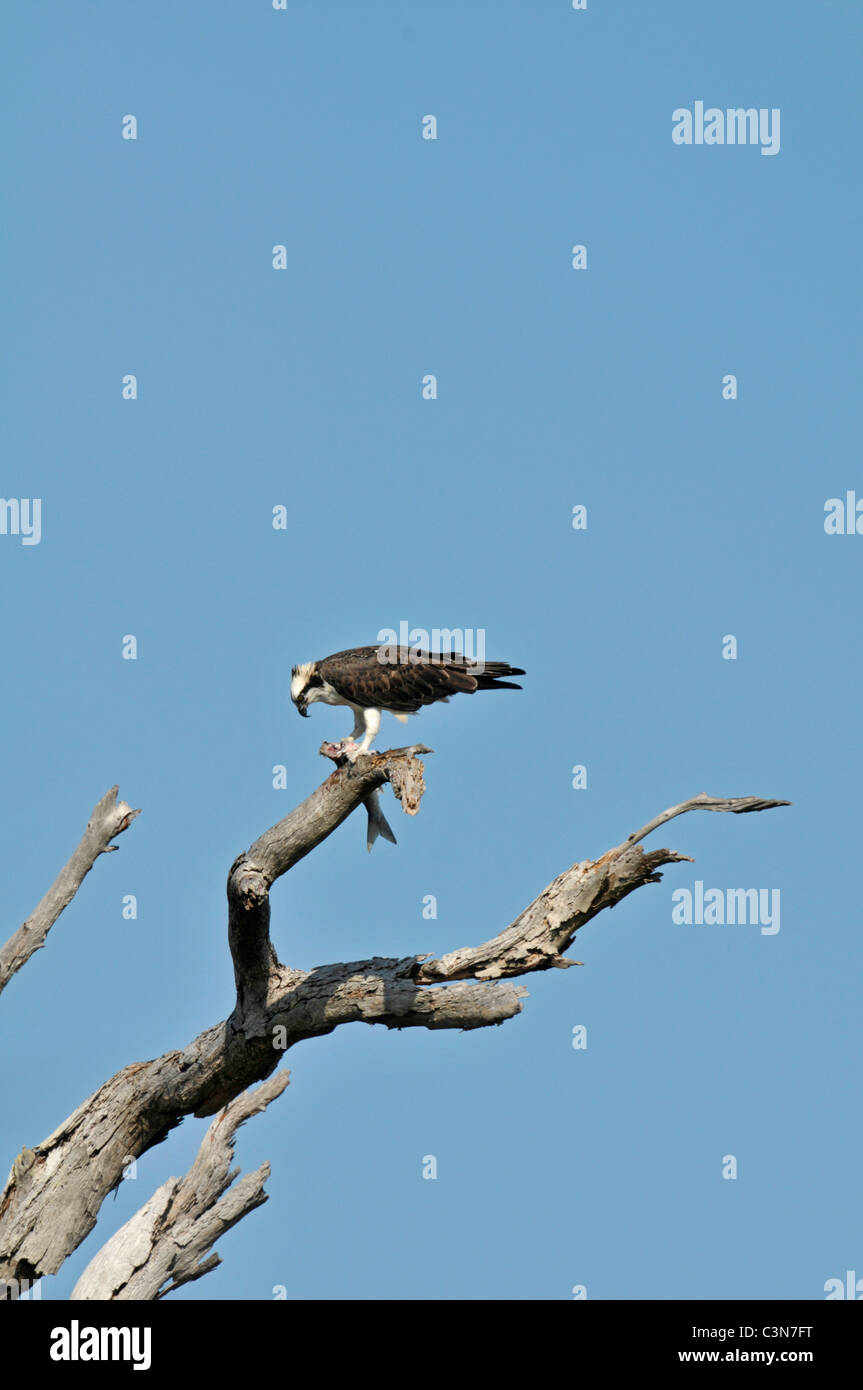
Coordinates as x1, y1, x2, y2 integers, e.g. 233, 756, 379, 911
291, 645, 525, 752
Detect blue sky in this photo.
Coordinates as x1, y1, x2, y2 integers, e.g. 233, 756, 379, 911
2, 0, 860, 1299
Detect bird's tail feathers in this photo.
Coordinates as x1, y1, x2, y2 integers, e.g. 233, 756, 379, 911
476, 662, 526, 679
473, 661, 525, 692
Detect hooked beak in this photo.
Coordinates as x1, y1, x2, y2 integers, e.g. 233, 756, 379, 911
297, 700, 310, 718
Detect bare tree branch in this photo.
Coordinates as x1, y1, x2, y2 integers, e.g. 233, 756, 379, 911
417, 793, 791, 983
0, 764, 788, 1295
610, 792, 792, 855
0, 786, 140, 998
70, 1072, 290, 1301
228, 745, 431, 1014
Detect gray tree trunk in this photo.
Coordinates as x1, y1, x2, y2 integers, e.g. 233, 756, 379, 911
0, 750, 788, 1299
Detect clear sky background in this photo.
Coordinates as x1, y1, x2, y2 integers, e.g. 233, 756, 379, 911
2, 1, 860, 1301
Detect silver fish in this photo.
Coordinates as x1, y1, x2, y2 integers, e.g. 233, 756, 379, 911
364, 787, 397, 853
319, 738, 397, 852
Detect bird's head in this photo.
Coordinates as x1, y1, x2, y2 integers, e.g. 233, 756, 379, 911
290, 662, 321, 718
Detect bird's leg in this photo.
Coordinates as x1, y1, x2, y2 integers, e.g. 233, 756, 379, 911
339, 738, 362, 763
334, 710, 367, 761
355, 708, 380, 754
320, 739, 354, 762
322, 711, 380, 767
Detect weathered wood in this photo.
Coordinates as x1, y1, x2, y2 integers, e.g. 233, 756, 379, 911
0, 769, 789, 1295
0, 786, 140, 997
227, 746, 431, 1013
416, 794, 791, 984
70, 1073, 291, 1300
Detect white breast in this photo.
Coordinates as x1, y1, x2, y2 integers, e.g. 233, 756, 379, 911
314, 680, 356, 709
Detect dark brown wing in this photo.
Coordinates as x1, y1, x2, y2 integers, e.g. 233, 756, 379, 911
318, 646, 524, 712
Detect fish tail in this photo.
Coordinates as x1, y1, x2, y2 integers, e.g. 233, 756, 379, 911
366, 789, 397, 852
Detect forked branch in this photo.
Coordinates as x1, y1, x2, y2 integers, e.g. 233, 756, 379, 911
70, 1073, 290, 1301
0, 760, 788, 1296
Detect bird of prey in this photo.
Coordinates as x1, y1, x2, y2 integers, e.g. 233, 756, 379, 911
291, 644, 525, 753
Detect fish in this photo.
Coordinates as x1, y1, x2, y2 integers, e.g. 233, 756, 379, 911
319, 738, 397, 852
364, 786, 397, 852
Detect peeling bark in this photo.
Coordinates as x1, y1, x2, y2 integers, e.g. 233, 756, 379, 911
0, 760, 788, 1296
70, 1073, 291, 1301
0, 787, 140, 997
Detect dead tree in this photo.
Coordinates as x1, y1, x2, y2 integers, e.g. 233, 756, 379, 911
0, 751, 788, 1299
